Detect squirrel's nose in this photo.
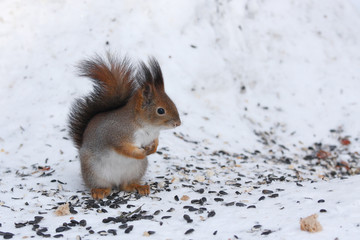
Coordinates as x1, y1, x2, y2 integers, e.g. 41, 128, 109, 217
174, 119, 181, 127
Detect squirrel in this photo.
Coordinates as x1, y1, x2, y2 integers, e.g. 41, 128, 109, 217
68, 53, 181, 199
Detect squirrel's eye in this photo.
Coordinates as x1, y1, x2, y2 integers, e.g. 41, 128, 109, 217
157, 107, 165, 115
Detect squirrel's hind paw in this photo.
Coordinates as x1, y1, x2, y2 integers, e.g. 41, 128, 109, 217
122, 183, 150, 195
136, 184, 150, 195
91, 188, 112, 200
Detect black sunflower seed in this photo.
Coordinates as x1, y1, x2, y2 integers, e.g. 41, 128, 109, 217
119, 224, 128, 229
55, 226, 71, 233
183, 214, 193, 223
108, 229, 117, 235
262, 190, 273, 194
79, 220, 87, 227
208, 211, 216, 218
124, 225, 133, 234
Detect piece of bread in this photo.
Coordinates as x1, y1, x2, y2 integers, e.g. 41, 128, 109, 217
300, 214, 323, 232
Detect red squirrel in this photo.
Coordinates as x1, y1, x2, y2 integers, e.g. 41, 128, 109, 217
68, 53, 181, 199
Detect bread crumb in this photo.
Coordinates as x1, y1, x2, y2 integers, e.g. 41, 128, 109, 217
55, 202, 70, 216
195, 175, 205, 182
171, 177, 179, 183
181, 195, 190, 201
300, 214, 323, 232
206, 170, 214, 177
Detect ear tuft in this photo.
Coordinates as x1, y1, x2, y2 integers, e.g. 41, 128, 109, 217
137, 57, 164, 91
148, 57, 164, 90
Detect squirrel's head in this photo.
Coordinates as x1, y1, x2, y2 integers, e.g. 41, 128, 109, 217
135, 58, 181, 129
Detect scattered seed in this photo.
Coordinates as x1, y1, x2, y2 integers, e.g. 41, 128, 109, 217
55, 226, 71, 233
183, 214, 193, 223
70, 220, 79, 225
253, 224, 262, 229
268, 194, 279, 198
79, 220, 87, 227
316, 150, 330, 159
236, 202, 247, 207
102, 218, 111, 223
340, 138, 351, 145
185, 228, 194, 235
15, 222, 27, 228
3, 232, 14, 239
262, 190, 273, 194
208, 211, 216, 218
108, 229, 117, 235
261, 230, 272, 235
167, 208, 175, 212
125, 225, 133, 234
119, 224, 128, 229
34, 216, 44, 223
70, 208, 78, 214
219, 190, 228, 195
195, 188, 205, 194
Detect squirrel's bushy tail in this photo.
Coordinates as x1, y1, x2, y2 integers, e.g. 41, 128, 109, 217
68, 53, 135, 149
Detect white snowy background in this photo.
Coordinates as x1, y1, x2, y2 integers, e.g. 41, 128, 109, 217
1, 0, 360, 239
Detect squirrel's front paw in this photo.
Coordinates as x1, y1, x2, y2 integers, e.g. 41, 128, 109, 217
144, 145, 155, 155
143, 139, 158, 155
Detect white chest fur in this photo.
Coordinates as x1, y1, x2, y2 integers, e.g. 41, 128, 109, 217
133, 125, 160, 147
94, 149, 148, 186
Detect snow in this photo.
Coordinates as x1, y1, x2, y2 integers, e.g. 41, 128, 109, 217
1, 0, 360, 239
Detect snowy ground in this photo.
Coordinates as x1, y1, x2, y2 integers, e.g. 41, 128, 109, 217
1, 0, 360, 239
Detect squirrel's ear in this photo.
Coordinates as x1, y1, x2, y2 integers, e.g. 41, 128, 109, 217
141, 83, 153, 107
